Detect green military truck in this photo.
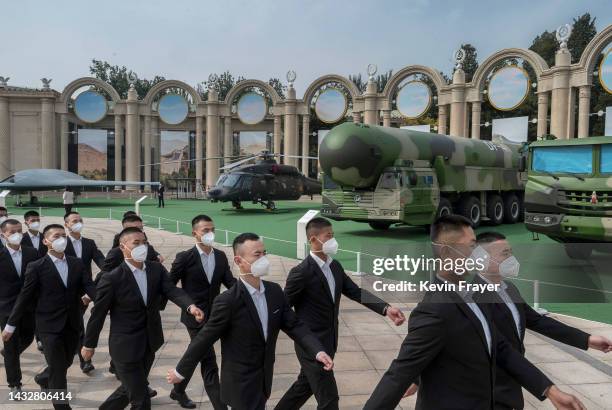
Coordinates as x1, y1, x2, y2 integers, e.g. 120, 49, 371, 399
319, 122, 526, 229
524, 135, 612, 258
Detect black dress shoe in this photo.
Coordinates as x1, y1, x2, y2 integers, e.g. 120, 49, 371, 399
34, 373, 48, 390
9, 385, 22, 400
81, 360, 95, 374
147, 386, 157, 398
36, 340, 44, 352
170, 390, 196, 409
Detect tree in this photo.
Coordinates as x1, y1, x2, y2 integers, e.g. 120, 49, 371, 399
89, 59, 165, 99
199, 71, 245, 101
375, 70, 393, 93
349, 73, 366, 93
458, 43, 479, 82
268, 78, 287, 99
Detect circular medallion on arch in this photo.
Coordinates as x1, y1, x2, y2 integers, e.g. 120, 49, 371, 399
158, 93, 189, 125
599, 48, 612, 94
396, 81, 431, 119
237, 92, 268, 125
314, 88, 348, 124
73, 90, 108, 123
487, 66, 529, 111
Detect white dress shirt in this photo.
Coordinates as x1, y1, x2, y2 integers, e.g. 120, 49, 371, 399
63, 191, 74, 205
69, 235, 83, 258
197, 245, 215, 283
125, 260, 148, 305
49, 253, 69, 287
7, 246, 22, 275
310, 251, 335, 302
478, 274, 521, 337
28, 231, 40, 249
241, 278, 268, 341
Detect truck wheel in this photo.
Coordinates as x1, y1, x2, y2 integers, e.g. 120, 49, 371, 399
436, 198, 453, 218
458, 196, 481, 228
369, 221, 391, 230
487, 195, 504, 225
503, 194, 521, 224
564, 244, 593, 259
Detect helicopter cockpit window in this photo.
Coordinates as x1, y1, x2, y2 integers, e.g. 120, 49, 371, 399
378, 172, 400, 189
221, 174, 241, 187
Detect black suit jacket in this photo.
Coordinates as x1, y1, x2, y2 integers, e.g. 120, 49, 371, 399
0, 246, 40, 316
7, 255, 96, 334
169, 246, 236, 328
84, 261, 193, 362
98, 244, 160, 282
364, 284, 553, 410
21, 232, 48, 257
473, 276, 589, 409
65, 235, 105, 276
176, 280, 325, 409
285, 254, 387, 354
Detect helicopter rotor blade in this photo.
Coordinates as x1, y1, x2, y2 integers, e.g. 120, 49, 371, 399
219, 155, 258, 171
274, 153, 319, 160
140, 155, 249, 168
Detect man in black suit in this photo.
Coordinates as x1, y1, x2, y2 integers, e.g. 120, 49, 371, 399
0, 206, 9, 250
275, 217, 406, 410
2, 224, 96, 410
81, 227, 204, 410
0, 219, 40, 396
166, 232, 334, 410
21, 210, 47, 257
474, 231, 612, 410
167, 214, 236, 409
364, 215, 585, 410
63, 211, 106, 374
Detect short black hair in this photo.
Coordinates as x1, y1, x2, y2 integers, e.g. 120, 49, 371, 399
42, 224, 65, 238
305, 217, 332, 236
232, 232, 260, 254
118, 226, 145, 242
476, 231, 506, 244
0, 218, 20, 232
191, 214, 213, 227
64, 211, 80, 221
0, 206, 7, 213
24, 210, 40, 220
430, 214, 472, 243
122, 214, 143, 225
123, 210, 137, 218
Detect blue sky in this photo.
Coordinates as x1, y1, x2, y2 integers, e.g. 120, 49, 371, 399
1, 0, 610, 94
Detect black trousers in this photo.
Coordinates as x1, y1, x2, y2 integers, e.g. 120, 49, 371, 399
64, 204, 73, 214
100, 347, 155, 410
0, 313, 35, 387
274, 348, 339, 410
38, 325, 80, 410
174, 326, 226, 409
158, 196, 164, 207
76, 304, 89, 366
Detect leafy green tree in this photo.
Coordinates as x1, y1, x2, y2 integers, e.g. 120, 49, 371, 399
200, 71, 245, 100
89, 59, 165, 99
459, 43, 479, 82
268, 78, 287, 99
349, 73, 366, 93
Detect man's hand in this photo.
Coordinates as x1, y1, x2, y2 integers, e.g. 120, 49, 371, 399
546, 385, 586, 410
588, 335, 612, 352
386, 306, 406, 326
82, 295, 92, 306
81, 347, 95, 362
402, 383, 418, 398
1, 329, 13, 342
315, 352, 334, 371
166, 369, 183, 384
188, 305, 205, 323
157, 255, 165, 263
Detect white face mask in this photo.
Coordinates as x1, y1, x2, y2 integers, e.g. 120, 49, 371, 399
318, 237, 339, 255
242, 255, 270, 277
69, 222, 83, 233
0, 216, 7, 223
498, 256, 520, 278
28, 221, 41, 232
51, 237, 68, 253
128, 244, 148, 263
7, 232, 23, 245
199, 232, 215, 247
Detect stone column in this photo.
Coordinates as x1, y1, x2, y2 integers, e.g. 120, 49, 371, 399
274, 114, 282, 155
364, 81, 378, 125
114, 113, 123, 186
577, 85, 591, 138
195, 115, 204, 182
537, 92, 549, 137
41, 98, 55, 168
284, 86, 297, 166
471, 101, 481, 139
450, 69, 466, 137
382, 110, 391, 127
224, 116, 232, 164
143, 115, 151, 191
60, 113, 68, 170
125, 86, 140, 188
550, 48, 571, 139
301, 114, 310, 175
0, 97, 10, 179
206, 89, 220, 188
151, 116, 159, 181
352, 111, 362, 123
438, 104, 448, 135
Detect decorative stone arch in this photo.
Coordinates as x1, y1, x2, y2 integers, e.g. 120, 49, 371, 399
142, 79, 203, 106
302, 74, 361, 106
576, 24, 612, 82
470, 48, 549, 95
223, 79, 282, 106
382, 65, 447, 100
59, 77, 121, 107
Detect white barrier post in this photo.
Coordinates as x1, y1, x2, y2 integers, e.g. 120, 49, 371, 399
176, 221, 180, 234
109, 208, 112, 220
158, 217, 163, 230
39, 206, 42, 216
533, 280, 549, 315
134, 196, 147, 216
0, 190, 10, 208
297, 210, 319, 259
225, 230, 229, 246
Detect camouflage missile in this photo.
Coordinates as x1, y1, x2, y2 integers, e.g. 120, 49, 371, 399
319, 122, 523, 188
